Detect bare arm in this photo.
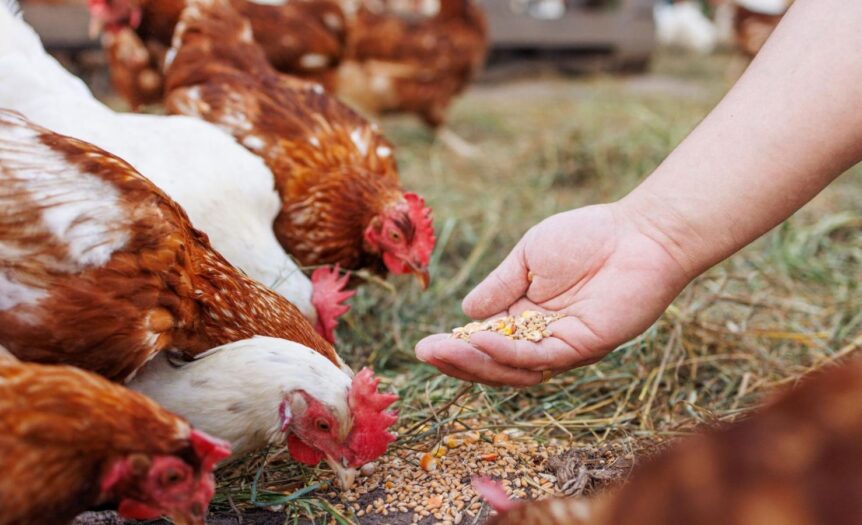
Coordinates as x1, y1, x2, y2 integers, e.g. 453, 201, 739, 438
416, 0, 862, 386
625, 0, 862, 278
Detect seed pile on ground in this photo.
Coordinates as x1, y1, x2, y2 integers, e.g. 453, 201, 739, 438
324, 429, 562, 524
451, 311, 564, 342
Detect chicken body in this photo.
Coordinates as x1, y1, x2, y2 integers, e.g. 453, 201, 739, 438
733, 0, 790, 57
95, 0, 347, 108
334, 0, 488, 130
0, 5, 354, 337
485, 358, 862, 525
0, 352, 229, 525
0, 108, 339, 380
164, 0, 435, 282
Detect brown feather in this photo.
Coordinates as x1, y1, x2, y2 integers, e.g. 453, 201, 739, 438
0, 358, 191, 525
100, 0, 346, 108
336, 0, 488, 128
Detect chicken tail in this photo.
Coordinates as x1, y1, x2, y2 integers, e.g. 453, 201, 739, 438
310, 265, 355, 344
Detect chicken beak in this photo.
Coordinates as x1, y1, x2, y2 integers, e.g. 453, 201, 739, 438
325, 456, 358, 490
415, 269, 430, 290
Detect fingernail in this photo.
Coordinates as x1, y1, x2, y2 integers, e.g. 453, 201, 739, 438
415, 346, 431, 362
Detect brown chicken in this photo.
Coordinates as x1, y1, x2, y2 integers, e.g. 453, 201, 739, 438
89, 0, 347, 108
0, 348, 231, 525
334, 0, 488, 153
163, 0, 435, 285
0, 109, 342, 381
732, 0, 791, 57
481, 357, 862, 525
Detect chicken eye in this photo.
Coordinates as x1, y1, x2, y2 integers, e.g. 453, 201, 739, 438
160, 468, 185, 486
388, 230, 402, 242
315, 419, 331, 432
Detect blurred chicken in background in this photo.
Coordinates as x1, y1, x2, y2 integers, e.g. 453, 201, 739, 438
481, 358, 862, 525
333, 0, 488, 156
89, 0, 348, 109
731, 0, 791, 57
654, 0, 718, 54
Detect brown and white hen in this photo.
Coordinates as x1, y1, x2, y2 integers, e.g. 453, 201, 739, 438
163, 0, 436, 287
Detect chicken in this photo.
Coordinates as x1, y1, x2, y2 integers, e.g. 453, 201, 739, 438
732, 0, 791, 57
163, 0, 436, 286
333, 0, 488, 155
654, 1, 719, 54
130, 336, 398, 489
0, 108, 341, 379
0, 111, 398, 485
89, 0, 348, 109
0, 349, 231, 525
480, 358, 862, 525
100, 26, 168, 110
0, 2, 354, 343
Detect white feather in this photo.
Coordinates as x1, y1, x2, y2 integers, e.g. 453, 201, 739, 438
654, 1, 718, 54
735, 0, 790, 16
129, 336, 352, 456
0, 111, 132, 311
0, 10, 318, 322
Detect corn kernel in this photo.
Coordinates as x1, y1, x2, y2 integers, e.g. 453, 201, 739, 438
419, 453, 438, 471
493, 433, 510, 445
444, 435, 463, 448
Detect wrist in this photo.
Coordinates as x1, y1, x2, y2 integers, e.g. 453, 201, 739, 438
612, 186, 720, 282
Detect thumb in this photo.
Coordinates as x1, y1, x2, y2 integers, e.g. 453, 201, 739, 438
462, 241, 529, 319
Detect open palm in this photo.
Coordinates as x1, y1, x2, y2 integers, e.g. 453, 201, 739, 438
415, 204, 692, 386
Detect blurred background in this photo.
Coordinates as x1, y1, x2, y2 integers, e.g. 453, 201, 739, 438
20, 0, 788, 104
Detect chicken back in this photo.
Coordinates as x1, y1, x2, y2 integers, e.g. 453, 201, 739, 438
0, 109, 340, 381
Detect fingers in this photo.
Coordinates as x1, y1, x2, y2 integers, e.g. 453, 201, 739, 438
415, 334, 544, 387
462, 242, 530, 320
467, 316, 604, 370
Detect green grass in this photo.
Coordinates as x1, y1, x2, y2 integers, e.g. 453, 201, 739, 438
214, 52, 862, 522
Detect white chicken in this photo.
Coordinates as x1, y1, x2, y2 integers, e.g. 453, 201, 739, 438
0, 1, 352, 342
654, 1, 718, 54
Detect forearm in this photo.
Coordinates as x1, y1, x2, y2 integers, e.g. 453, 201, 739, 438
619, 0, 862, 278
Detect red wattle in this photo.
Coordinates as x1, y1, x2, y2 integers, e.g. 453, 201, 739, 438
118, 499, 163, 520
287, 433, 324, 466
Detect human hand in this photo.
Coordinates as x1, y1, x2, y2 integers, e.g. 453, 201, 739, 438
415, 203, 694, 386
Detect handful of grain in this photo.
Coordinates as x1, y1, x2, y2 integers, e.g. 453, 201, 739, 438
451, 310, 564, 343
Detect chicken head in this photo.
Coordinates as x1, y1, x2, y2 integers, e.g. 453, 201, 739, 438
280, 368, 398, 489
364, 192, 435, 288
99, 431, 231, 525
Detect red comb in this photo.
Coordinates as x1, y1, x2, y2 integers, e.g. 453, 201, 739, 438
346, 368, 399, 465
472, 477, 520, 513
403, 192, 435, 267
190, 429, 232, 471
311, 265, 356, 344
